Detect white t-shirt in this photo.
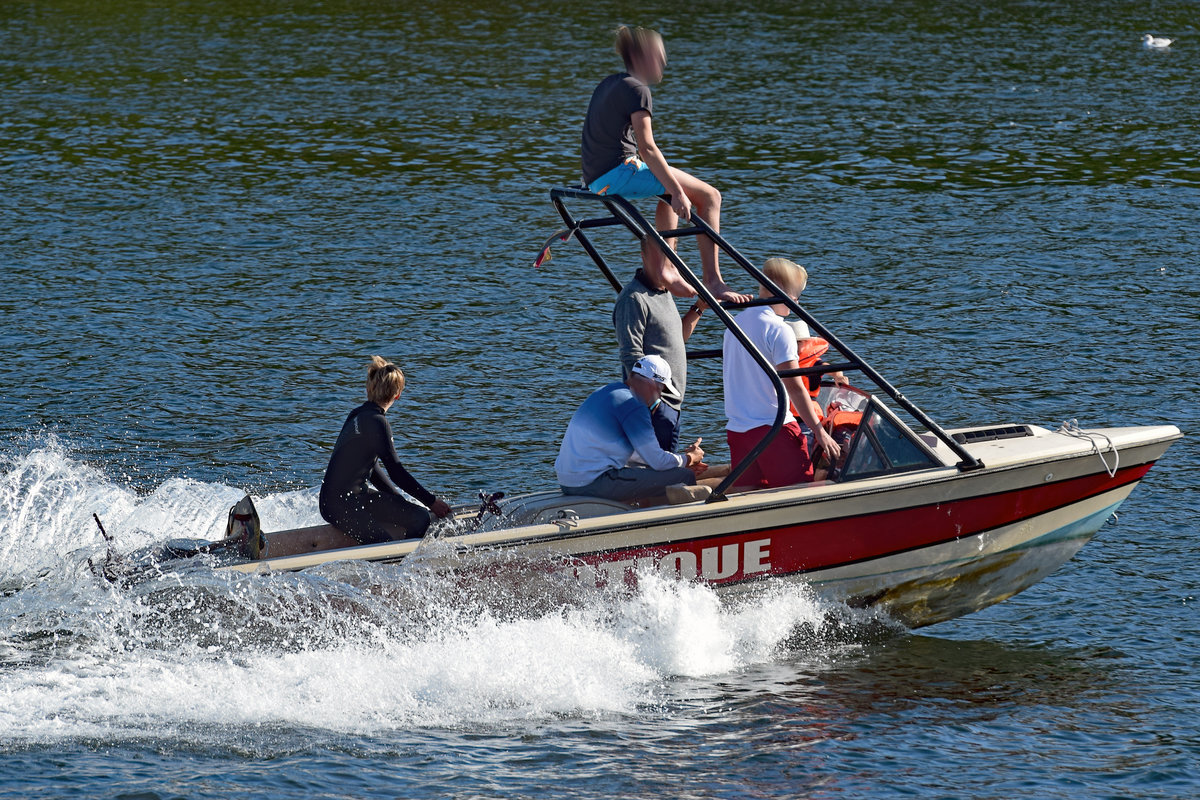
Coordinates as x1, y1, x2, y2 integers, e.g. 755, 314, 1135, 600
722, 306, 798, 433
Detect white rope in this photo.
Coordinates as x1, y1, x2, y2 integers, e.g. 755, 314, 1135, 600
1058, 419, 1119, 478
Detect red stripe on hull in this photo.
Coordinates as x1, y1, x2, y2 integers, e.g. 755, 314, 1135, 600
580, 462, 1153, 585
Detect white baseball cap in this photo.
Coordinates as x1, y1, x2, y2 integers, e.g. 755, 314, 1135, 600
631, 355, 680, 397
788, 319, 812, 339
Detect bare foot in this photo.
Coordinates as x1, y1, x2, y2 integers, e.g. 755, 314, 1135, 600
706, 279, 752, 304
659, 261, 696, 298
665, 275, 696, 298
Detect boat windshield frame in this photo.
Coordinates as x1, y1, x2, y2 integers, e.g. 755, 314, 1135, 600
546, 188, 983, 501
836, 396, 943, 482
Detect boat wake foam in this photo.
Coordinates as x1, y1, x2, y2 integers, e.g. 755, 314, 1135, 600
0, 439, 901, 748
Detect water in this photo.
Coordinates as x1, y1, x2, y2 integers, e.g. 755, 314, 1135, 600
1, 0, 1198, 796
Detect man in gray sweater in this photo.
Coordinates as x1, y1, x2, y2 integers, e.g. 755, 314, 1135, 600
613, 239, 707, 451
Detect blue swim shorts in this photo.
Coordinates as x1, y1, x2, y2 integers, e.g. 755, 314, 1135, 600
587, 158, 665, 198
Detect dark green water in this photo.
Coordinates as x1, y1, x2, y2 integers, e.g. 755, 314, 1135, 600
1, 1, 1197, 798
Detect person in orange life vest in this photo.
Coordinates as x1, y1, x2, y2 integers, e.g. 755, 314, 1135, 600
787, 319, 849, 409
722, 258, 841, 489
786, 319, 851, 475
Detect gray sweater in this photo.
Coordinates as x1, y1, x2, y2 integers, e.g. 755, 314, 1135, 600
613, 270, 686, 409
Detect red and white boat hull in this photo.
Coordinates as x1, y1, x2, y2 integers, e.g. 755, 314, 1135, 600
225, 424, 1179, 629
565, 457, 1154, 627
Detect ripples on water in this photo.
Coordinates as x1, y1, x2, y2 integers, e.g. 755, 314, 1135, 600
1, 0, 1198, 797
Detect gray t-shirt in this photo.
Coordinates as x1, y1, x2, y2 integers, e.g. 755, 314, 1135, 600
613, 270, 686, 410
581, 72, 654, 185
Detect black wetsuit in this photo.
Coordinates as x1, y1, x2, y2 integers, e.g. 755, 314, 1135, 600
318, 401, 435, 544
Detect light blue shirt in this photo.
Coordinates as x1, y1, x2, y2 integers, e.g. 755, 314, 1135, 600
555, 382, 685, 488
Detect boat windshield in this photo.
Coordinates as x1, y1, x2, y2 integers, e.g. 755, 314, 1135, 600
838, 398, 940, 481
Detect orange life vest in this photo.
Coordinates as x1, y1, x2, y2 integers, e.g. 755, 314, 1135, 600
797, 338, 831, 400
788, 337, 832, 419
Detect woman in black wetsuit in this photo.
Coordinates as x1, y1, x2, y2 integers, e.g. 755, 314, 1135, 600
318, 357, 452, 543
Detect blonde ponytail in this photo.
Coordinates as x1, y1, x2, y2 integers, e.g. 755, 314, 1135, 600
366, 356, 406, 404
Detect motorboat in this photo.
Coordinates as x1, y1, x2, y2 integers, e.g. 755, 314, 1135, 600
119, 190, 1181, 629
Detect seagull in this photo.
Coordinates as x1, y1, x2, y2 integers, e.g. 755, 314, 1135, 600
1143, 33, 1174, 49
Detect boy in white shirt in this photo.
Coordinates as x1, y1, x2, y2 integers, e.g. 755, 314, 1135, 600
722, 258, 841, 489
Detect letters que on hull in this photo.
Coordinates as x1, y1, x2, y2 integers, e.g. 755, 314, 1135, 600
578, 537, 773, 586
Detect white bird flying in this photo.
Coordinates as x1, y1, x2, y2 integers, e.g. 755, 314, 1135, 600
1143, 33, 1174, 49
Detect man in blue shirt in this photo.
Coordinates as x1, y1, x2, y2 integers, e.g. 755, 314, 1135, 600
555, 355, 705, 504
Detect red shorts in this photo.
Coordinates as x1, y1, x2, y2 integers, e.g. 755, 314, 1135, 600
727, 421, 814, 489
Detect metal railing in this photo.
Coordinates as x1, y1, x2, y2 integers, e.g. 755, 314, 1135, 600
547, 188, 983, 501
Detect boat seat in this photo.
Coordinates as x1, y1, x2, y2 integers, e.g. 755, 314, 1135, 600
486, 491, 632, 528
262, 524, 360, 559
